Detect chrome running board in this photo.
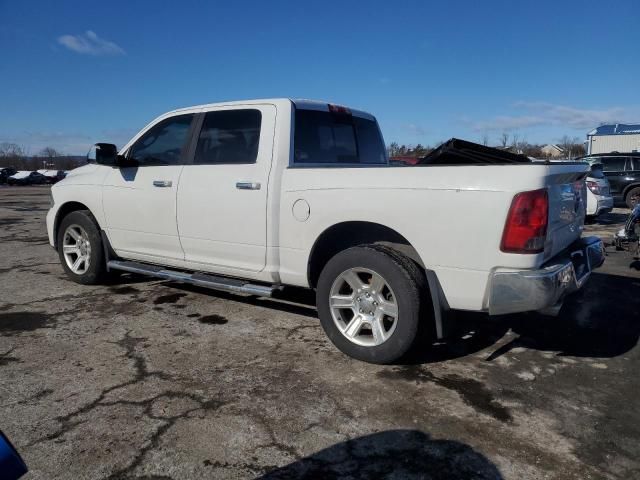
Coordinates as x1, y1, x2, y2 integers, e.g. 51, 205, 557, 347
107, 260, 276, 297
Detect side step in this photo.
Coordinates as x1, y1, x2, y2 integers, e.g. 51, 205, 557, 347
107, 260, 276, 297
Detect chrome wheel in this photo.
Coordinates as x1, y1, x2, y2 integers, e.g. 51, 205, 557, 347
62, 224, 91, 275
329, 267, 399, 347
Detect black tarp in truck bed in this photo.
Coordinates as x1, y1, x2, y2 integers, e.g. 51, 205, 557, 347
416, 138, 533, 165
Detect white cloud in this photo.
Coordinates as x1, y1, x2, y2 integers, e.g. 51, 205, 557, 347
512, 101, 625, 129
57, 30, 125, 56
471, 115, 546, 132
470, 101, 629, 132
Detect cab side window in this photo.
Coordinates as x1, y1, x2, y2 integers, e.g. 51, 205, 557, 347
129, 114, 194, 166
194, 109, 262, 164
601, 157, 628, 172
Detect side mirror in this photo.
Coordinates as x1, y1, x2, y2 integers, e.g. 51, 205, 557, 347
88, 143, 119, 166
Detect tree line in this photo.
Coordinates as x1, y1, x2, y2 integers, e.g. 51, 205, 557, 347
0, 143, 86, 170
387, 133, 586, 160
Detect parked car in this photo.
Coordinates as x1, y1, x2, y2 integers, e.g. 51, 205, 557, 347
8, 171, 48, 186
585, 164, 614, 217
389, 156, 421, 166
37, 169, 67, 184
580, 152, 640, 208
46, 99, 603, 364
0, 167, 17, 184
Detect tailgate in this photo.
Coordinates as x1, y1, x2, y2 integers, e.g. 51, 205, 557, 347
545, 166, 588, 260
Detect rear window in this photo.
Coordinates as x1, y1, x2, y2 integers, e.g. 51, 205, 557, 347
589, 164, 605, 179
293, 109, 386, 165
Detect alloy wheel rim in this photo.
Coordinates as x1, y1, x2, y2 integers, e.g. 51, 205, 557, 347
62, 224, 91, 275
329, 267, 399, 347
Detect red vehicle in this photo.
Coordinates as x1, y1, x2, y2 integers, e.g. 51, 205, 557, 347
389, 155, 421, 166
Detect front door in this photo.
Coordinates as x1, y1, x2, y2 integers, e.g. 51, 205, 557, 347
103, 113, 196, 264
177, 105, 276, 274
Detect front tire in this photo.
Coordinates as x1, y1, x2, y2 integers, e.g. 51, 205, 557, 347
316, 245, 423, 364
57, 210, 107, 285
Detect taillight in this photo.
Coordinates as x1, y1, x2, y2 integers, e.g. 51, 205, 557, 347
328, 103, 351, 115
501, 188, 548, 254
586, 180, 601, 195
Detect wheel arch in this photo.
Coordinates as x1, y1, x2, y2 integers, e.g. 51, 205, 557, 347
53, 201, 100, 248
307, 221, 426, 289
622, 182, 640, 200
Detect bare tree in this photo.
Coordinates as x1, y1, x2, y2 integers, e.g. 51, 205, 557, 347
516, 138, 529, 156
0, 142, 25, 159
510, 133, 520, 152
0, 142, 28, 169
558, 135, 582, 159
481, 133, 489, 146
37, 147, 62, 169
558, 135, 571, 158
500, 132, 509, 148
39, 147, 60, 157
573, 140, 586, 158
387, 142, 400, 157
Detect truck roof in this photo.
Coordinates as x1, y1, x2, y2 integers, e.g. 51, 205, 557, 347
165, 98, 375, 121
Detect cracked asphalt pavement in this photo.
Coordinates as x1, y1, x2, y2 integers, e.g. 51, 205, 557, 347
1, 186, 639, 479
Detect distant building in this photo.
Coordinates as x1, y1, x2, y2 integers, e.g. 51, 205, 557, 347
587, 124, 640, 155
541, 144, 564, 158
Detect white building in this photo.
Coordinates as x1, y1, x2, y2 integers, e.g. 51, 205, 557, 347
587, 124, 640, 155
540, 144, 564, 158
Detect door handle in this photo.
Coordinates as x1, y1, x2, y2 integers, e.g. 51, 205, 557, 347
153, 180, 173, 187
236, 182, 261, 190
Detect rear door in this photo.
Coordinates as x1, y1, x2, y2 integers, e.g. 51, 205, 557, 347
176, 105, 276, 273
624, 157, 640, 202
600, 156, 629, 199
103, 113, 196, 263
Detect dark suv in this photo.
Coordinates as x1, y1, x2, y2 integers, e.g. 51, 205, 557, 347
0, 167, 17, 184
580, 153, 640, 208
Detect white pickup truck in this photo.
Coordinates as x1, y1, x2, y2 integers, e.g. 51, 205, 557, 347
46, 99, 604, 363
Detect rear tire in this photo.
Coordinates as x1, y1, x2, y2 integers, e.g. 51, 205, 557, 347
625, 187, 640, 209
57, 210, 108, 285
316, 245, 425, 364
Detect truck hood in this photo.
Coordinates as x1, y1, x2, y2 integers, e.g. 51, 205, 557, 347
55, 164, 102, 185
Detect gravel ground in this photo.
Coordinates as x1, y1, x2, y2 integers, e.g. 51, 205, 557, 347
0, 186, 639, 479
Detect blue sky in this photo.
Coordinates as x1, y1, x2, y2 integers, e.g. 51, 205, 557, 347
1, 0, 638, 155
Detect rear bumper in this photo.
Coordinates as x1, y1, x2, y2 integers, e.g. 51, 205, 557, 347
594, 196, 613, 216
487, 236, 604, 315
